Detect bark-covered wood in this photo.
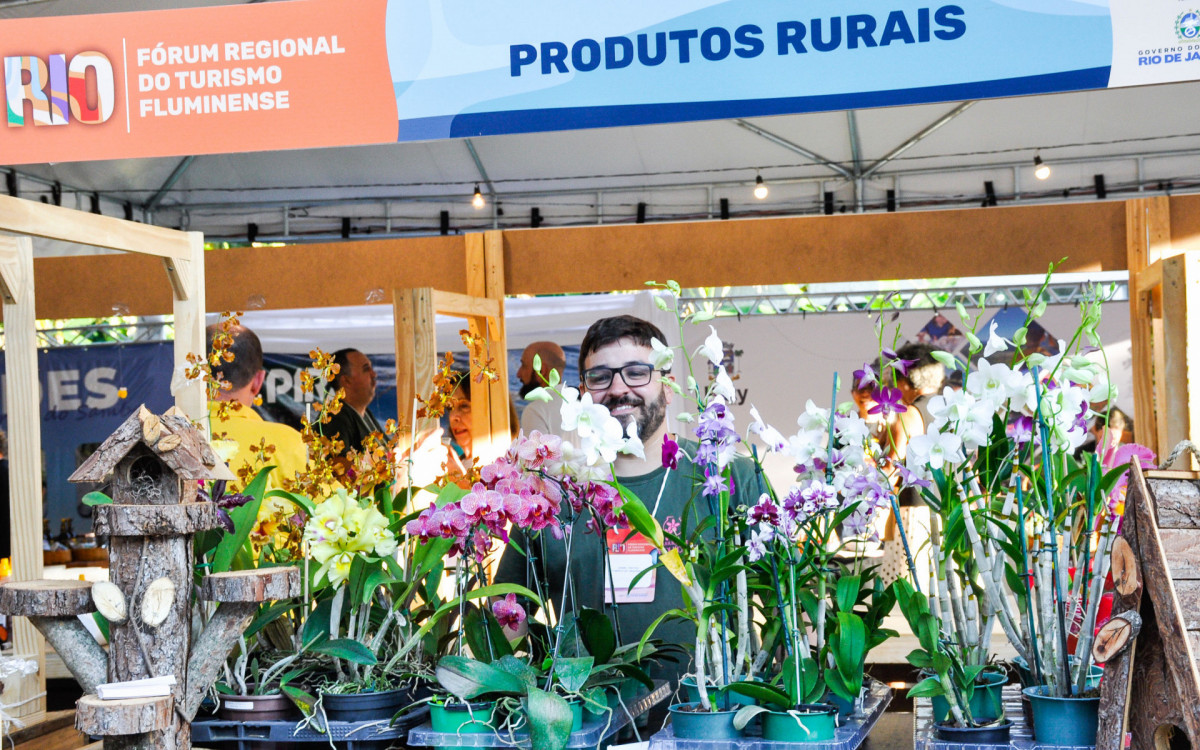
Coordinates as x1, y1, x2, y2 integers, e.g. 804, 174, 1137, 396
75, 694, 172, 736
1159, 529, 1200, 580
1176, 580, 1200, 630
93, 503, 223, 537
1112, 535, 1141, 596
1097, 497, 1141, 750
70, 406, 232, 483
29, 616, 107, 694
198, 568, 300, 603
1127, 615, 1188, 750
0, 579, 93, 617
1134, 466, 1200, 741
1094, 611, 1143, 663
1152, 479, 1200, 529
107, 532, 192, 750
182, 601, 255, 720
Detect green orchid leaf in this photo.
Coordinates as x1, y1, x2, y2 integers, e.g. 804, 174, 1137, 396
523, 688, 574, 750
553, 656, 594, 694
492, 654, 538, 691
436, 655, 526, 701
577, 608, 616, 665
726, 681, 790, 710
907, 676, 946, 699
611, 663, 654, 691
610, 485, 663, 548
82, 491, 112, 507
309, 637, 377, 665
733, 705, 770, 731
836, 575, 861, 614
212, 466, 271, 573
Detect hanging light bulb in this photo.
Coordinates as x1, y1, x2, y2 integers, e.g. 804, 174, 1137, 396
1033, 155, 1051, 181
472, 184, 485, 209
753, 174, 768, 200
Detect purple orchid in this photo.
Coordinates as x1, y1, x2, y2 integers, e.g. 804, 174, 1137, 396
868, 387, 907, 417
662, 436, 681, 470
701, 469, 729, 498
492, 593, 527, 630
1006, 414, 1034, 445
199, 480, 254, 532
852, 363, 877, 391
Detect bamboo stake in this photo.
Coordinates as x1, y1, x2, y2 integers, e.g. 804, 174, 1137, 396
1073, 524, 1115, 692
960, 496, 1032, 662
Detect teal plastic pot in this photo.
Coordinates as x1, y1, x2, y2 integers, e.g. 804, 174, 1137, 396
604, 679, 643, 711
762, 704, 838, 742
930, 670, 1007, 723
430, 701, 497, 734
934, 719, 1013, 744
681, 677, 756, 708
823, 690, 855, 719
568, 700, 583, 733
669, 703, 743, 739
1023, 685, 1101, 747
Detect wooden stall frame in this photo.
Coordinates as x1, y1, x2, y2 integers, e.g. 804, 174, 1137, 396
0, 195, 205, 724
1127, 198, 1199, 461
393, 231, 510, 467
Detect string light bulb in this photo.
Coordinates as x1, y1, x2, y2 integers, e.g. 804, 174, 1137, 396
472, 184, 485, 209
753, 174, 768, 200
1033, 155, 1050, 181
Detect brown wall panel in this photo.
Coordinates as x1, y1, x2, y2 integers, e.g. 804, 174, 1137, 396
28, 235, 467, 319
1171, 194, 1200, 250
503, 201, 1128, 294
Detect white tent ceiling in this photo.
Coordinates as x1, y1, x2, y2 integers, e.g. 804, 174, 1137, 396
5, 0, 1200, 245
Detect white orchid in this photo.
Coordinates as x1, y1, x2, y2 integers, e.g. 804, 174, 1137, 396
695, 325, 724, 367
982, 320, 1011, 357
649, 337, 675, 371
796, 399, 830, 433
907, 431, 965, 471
956, 401, 996, 452
928, 386, 977, 426
524, 386, 553, 403
712, 365, 736, 402
621, 420, 646, 460
966, 359, 1026, 410
834, 412, 871, 444
748, 404, 788, 452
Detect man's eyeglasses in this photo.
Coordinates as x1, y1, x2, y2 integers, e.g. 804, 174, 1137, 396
581, 363, 663, 390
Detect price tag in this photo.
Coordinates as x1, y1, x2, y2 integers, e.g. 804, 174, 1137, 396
604, 529, 657, 604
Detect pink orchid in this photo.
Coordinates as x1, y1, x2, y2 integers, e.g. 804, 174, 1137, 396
492, 593, 526, 630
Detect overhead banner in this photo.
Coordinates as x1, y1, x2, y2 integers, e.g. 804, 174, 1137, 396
2, 0, 1198, 164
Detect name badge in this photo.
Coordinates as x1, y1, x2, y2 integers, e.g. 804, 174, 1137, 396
604, 528, 657, 604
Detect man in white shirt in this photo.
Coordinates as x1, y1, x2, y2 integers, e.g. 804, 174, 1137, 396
517, 341, 568, 437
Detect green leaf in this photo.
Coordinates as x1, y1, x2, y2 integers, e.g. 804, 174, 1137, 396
309, 638, 378, 665
244, 601, 299, 641
300, 597, 334, 648
836, 575, 861, 614
492, 655, 538, 691
436, 655, 526, 701
907, 676, 945, 699
733, 705, 770, 730
577, 608, 616, 665
553, 656, 594, 694
905, 649, 934, 671
81, 491, 112, 507
405, 583, 542, 649
610, 485, 663, 548
726, 681, 790, 710
212, 467, 271, 573
263, 488, 316, 517
611, 663, 654, 691
523, 688, 573, 750
636, 608, 688, 661
92, 612, 109, 642
834, 612, 866, 672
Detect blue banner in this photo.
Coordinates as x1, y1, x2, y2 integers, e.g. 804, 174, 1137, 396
386, 0, 1137, 140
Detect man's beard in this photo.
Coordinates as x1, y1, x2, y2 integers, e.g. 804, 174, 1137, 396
519, 378, 537, 399
602, 388, 668, 441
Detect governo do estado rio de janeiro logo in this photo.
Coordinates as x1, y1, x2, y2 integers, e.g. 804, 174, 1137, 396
1177, 10, 1200, 42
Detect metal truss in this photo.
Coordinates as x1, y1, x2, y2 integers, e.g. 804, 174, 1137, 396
13, 318, 174, 349
678, 279, 1129, 318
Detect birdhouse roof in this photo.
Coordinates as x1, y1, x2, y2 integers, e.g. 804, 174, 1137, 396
69, 405, 236, 482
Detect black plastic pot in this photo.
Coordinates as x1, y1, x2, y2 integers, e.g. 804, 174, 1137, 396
322, 688, 409, 722
217, 692, 297, 722
934, 718, 1013, 743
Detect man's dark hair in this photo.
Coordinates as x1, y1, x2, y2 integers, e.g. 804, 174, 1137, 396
895, 343, 945, 394
578, 315, 668, 374
330, 348, 360, 390
1095, 407, 1130, 432
206, 324, 263, 391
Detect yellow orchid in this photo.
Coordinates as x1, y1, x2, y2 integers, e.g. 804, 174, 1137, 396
302, 490, 398, 587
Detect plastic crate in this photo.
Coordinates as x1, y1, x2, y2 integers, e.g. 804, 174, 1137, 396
647, 679, 892, 750
406, 680, 671, 748
913, 684, 1095, 750
192, 704, 429, 750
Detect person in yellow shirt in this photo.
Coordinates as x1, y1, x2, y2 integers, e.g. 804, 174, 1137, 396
206, 323, 309, 494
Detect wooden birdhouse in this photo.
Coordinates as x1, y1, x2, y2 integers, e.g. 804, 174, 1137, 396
0, 405, 299, 750
1096, 462, 1200, 750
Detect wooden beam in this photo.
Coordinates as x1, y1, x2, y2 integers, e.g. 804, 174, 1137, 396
484, 230, 511, 449
464, 234, 493, 461
0, 195, 191, 260
1137, 261, 1163, 295
0, 236, 46, 723
1128, 198, 1172, 456
1160, 252, 1200, 466
393, 287, 439, 447
432, 290, 500, 325
172, 233, 207, 423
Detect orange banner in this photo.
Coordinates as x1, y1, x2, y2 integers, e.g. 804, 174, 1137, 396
0, 0, 397, 165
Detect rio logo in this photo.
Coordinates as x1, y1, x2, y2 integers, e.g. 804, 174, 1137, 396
4, 52, 116, 127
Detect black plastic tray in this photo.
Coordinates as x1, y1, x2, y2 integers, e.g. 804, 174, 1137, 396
192, 704, 429, 750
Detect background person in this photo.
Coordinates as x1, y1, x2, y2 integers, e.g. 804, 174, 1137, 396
322, 348, 384, 457
517, 341, 568, 437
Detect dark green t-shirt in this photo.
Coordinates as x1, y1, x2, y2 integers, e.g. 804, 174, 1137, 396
494, 440, 762, 684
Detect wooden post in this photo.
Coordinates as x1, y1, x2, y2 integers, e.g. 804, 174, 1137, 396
393, 287, 439, 447
464, 234, 493, 459
1127, 197, 1173, 457
167, 232, 207, 423
1160, 252, 1200, 466
483, 230, 511, 450
0, 235, 46, 724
